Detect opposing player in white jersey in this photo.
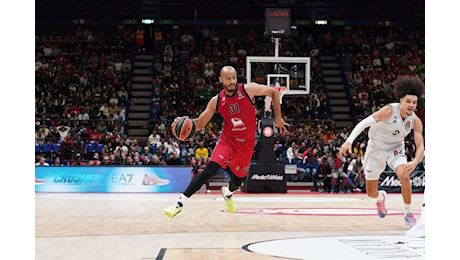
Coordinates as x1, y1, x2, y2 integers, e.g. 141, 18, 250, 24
338, 76, 425, 227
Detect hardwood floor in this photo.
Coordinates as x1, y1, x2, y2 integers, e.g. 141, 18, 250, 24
35, 192, 424, 260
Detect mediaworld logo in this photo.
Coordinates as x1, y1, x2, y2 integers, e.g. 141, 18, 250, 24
250, 174, 283, 181
53, 174, 101, 185
380, 175, 425, 187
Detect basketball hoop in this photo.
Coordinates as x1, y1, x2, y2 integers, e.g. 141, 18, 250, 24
274, 86, 289, 104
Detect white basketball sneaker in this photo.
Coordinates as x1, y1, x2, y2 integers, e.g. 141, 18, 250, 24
142, 173, 170, 186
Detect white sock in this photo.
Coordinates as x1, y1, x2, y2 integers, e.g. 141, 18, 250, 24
224, 186, 233, 197
404, 203, 412, 213
377, 190, 384, 202
178, 193, 189, 204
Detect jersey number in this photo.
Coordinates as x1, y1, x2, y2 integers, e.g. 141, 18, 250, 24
229, 103, 240, 114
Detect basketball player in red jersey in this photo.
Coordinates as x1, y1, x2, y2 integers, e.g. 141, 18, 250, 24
164, 66, 289, 218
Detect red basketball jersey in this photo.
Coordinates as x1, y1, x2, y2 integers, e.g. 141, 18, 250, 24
216, 83, 256, 142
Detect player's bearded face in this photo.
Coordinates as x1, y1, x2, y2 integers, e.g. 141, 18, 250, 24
221, 74, 238, 92
224, 81, 236, 92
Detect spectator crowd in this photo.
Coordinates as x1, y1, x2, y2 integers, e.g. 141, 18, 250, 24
35, 24, 425, 192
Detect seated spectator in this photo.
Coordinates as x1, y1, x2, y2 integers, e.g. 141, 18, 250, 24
312, 157, 329, 192
194, 141, 209, 159
141, 146, 153, 161
62, 133, 75, 159
301, 151, 318, 182
89, 153, 101, 166
130, 139, 143, 154
132, 155, 142, 165
51, 156, 65, 166
150, 154, 161, 165
193, 161, 210, 193
286, 142, 298, 164
101, 155, 113, 165
122, 134, 133, 147
141, 156, 150, 165
348, 155, 365, 193
111, 151, 122, 165
46, 126, 61, 143
109, 93, 119, 107
36, 124, 50, 145
119, 153, 128, 165
71, 153, 85, 166
166, 151, 182, 165
98, 102, 110, 118
168, 142, 180, 157
156, 145, 168, 160
289, 150, 304, 182
73, 135, 85, 156
148, 130, 162, 147
329, 151, 348, 193
35, 156, 49, 166
125, 156, 134, 165
115, 139, 129, 155
89, 128, 101, 142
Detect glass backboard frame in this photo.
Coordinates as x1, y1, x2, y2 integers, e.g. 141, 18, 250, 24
246, 56, 311, 95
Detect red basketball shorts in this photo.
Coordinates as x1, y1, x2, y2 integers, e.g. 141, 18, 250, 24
209, 135, 255, 178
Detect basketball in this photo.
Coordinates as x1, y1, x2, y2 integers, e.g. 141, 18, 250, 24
171, 116, 196, 141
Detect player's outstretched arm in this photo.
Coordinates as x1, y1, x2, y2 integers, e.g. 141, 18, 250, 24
338, 105, 392, 157
244, 82, 290, 134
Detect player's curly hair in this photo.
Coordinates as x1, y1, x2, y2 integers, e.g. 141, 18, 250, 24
393, 76, 425, 100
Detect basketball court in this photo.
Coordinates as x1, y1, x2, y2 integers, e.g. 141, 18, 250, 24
35, 191, 424, 259
35, 41, 426, 259
34, 40, 428, 260
33, 9, 431, 260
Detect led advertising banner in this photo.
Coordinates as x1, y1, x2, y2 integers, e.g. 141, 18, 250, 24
244, 163, 287, 193
378, 170, 425, 193
35, 166, 191, 193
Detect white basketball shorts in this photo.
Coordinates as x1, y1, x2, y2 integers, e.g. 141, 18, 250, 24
363, 143, 407, 180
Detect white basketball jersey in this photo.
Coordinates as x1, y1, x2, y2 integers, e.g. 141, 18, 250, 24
368, 103, 417, 150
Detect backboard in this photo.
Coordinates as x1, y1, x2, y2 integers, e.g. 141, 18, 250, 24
246, 56, 311, 110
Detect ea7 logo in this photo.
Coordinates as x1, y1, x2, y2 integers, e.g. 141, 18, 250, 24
112, 174, 134, 184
